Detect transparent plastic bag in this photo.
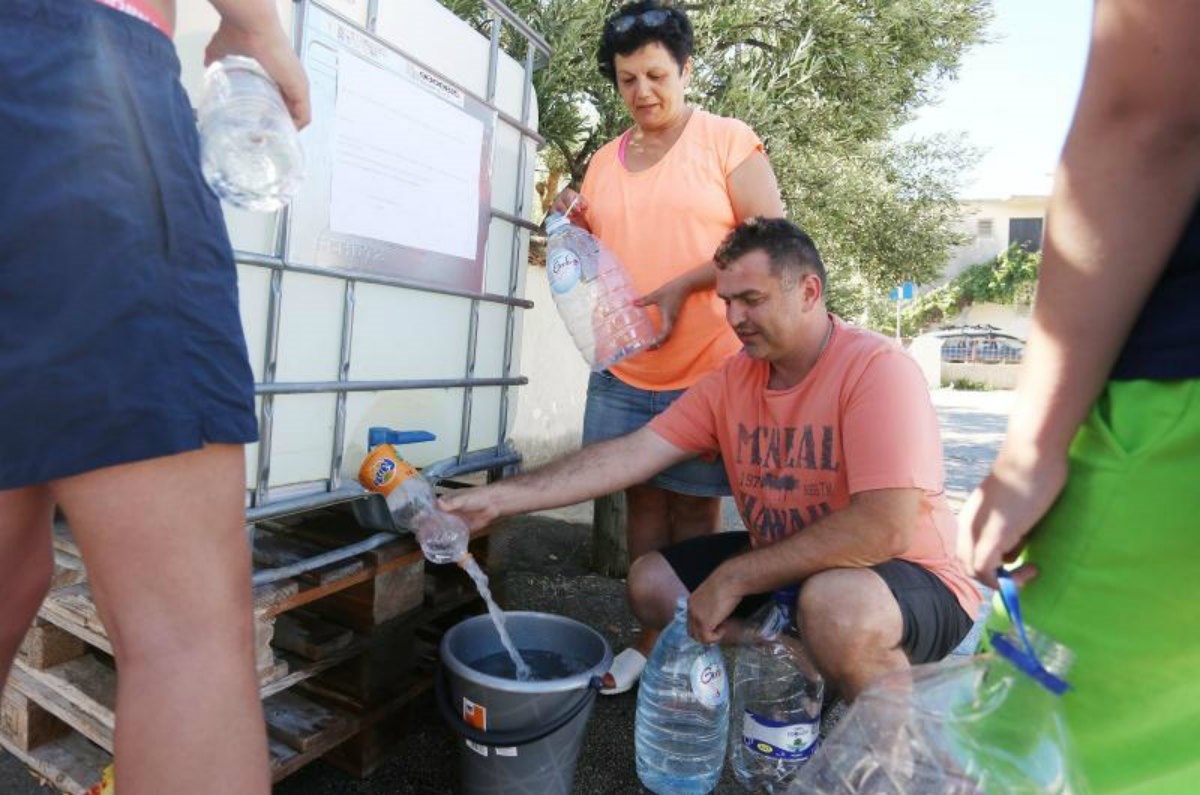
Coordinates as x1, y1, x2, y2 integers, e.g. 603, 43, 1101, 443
790, 572, 1089, 795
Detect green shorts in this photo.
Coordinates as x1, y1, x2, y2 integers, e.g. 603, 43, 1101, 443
988, 379, 1200, 795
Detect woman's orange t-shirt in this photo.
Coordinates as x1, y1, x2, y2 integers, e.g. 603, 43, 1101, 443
579, 110, 765, 391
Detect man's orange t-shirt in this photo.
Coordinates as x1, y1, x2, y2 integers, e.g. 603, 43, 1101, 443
648, 316, 981, 617
580, 110, 763, 390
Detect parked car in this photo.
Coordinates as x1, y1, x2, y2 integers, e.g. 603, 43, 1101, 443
936, 326, 1025, 365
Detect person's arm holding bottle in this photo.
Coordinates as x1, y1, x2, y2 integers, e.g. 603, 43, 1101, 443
439, 427, 692, 530
550, 187, 592, 231
205, 0, 311, 128
957, 0, 1200, 589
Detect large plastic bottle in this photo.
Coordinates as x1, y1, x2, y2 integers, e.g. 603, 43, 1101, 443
544, 212, 656, 370
788, 573, 1089, 795
635, 597, 730, 795
730, 590, 824, 793
198, 55, 304, 212
357, 428, 468, 565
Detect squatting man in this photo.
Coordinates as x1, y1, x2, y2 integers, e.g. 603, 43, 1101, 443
442, 217, 981, 699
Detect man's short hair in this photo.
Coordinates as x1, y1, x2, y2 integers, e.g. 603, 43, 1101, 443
714, 217, 827, 290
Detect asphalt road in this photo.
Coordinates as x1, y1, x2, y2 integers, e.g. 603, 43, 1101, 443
0, 386, 1010, 795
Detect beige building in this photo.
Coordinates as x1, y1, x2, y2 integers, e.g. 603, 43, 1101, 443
944, 194, 1048, 283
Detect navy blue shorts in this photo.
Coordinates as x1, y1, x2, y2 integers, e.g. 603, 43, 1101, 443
661, 532, 974, 664
0, 0, 258, 489
582, 370, 731, 498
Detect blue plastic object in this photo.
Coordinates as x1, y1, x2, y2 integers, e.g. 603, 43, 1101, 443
990, 569, 1071, 696
367, 427, 437, 448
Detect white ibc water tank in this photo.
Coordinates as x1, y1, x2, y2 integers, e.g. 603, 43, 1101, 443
172, 0, 542, 513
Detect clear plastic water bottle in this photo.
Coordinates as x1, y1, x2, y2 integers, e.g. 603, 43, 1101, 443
789, 573, 1089, 795
198, 55, 304, 212
730, 590, 824, 793
544, 212, 656, 371
357, 429, 468, 564
635, 597, 730, 795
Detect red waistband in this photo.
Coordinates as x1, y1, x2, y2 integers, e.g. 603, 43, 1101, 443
93, 0, 171, 38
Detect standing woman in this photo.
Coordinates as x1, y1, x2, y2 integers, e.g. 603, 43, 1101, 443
0, 0, 308, 792
957, 1, 1200, 792
552, 0, 784, 693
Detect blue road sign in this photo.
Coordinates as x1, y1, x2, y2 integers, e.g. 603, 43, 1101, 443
889, 282, 916, 301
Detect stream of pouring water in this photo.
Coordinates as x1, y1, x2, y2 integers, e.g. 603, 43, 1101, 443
460, 554, 531, 681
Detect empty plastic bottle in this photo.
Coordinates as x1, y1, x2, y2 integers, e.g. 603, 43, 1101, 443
730, 590, 824, 793
544, 212, 656, 370
789, 572, 1089, 795
357, 428, 468, 564
635, 597, 730, 795
198, 55, 304, 212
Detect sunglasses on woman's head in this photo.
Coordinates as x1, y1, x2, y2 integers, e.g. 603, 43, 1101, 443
611, 8, 670, 33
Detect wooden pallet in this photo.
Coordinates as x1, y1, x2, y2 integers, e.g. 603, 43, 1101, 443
1, 511, 497, 792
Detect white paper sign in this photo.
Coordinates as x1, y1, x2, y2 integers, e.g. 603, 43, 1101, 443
330, 54, 484, 260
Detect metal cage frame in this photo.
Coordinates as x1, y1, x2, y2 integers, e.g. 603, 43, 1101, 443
242, 0, 550, 522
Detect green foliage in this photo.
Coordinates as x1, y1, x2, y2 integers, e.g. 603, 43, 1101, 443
943, 377, 991, 391
440, 0, 991, 305
883, 244, 1041, 335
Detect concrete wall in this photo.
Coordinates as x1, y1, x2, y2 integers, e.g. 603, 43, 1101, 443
509, 266, 591, 468
944, 196, 1048, 281
942, 362, 1022, 390
909, 335, 945, 389
910, 330, 1025, 390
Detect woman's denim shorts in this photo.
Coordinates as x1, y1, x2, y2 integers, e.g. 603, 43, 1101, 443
582, 370, 731, 497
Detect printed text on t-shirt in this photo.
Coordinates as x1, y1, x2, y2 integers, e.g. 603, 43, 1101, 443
736, 423, 839, 543
736, 424, 841, 472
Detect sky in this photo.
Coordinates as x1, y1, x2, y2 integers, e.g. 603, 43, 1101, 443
901, 0, 1094, 199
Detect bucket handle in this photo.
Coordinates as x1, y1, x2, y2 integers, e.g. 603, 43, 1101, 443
436, 665, 604, 748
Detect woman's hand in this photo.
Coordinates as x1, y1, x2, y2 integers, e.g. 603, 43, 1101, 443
636, 275, 692, 348
956, 443, 1068, 589
205, 16, 311, 129
550, 187, 589, 220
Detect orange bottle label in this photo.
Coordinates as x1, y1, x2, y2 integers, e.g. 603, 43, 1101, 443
358, 444, 419, 496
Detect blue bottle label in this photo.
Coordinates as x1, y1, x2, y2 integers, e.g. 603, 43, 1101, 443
689, 650, 728, 708
548, 248, 582, 294
742, 710, 818, 760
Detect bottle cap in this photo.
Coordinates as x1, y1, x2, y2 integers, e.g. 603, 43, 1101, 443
358, 444, 420, 496
544, 212, 570, 235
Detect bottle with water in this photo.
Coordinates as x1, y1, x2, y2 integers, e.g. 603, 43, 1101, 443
730, 590, 824, 793
544, 212, 656, 370
789, 572, 1089, 795
357, 428, 468, 565
198, 55, 304, 212
635, 597, 730, 795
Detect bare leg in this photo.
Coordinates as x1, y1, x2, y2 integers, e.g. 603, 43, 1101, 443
798, 568, 908, 701
52, 445, 269, 795
665, 492, 722, 544
623, 484, 672, 655
0, 486, 55, 686
623, 487, 721, 652
627, 551, 689, 635
624, 483, 672, 561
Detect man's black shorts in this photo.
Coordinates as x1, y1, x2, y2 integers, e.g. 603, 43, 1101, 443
660, 532, 974, 664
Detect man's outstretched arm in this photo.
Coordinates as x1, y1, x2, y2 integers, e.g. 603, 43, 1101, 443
439, 427, 694, 530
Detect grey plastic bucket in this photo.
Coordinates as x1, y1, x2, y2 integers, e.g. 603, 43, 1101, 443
438, 612, 613, 795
